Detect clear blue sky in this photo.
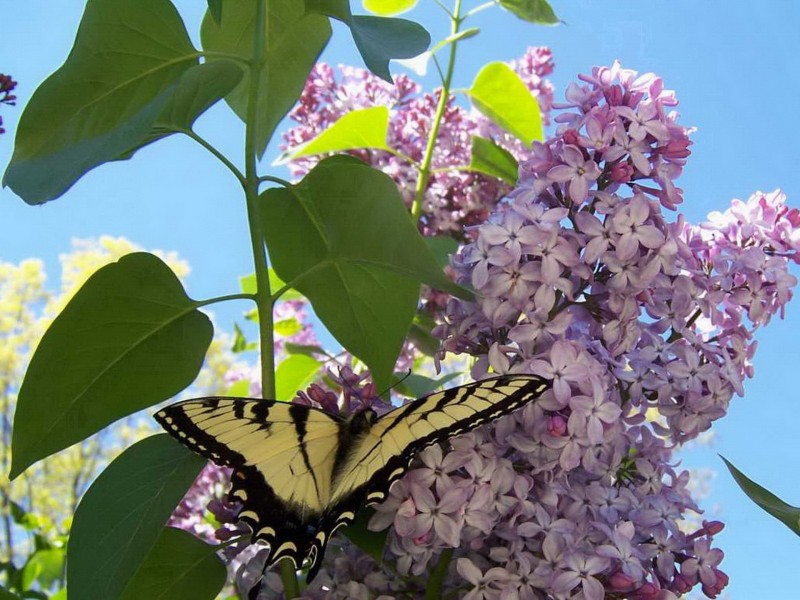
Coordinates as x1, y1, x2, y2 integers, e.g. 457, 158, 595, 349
2, 1, 799, 597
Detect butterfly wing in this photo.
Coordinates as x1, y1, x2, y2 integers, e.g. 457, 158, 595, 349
317, 375, 549, 549
154, 397, 343, 569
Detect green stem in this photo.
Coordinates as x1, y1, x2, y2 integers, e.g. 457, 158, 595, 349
184, 130, 246, 187
196, 292, 256, 307
425, 548, 454, 600
410, 0, 464, 222
463, 0, 496, 19
243, 0, 300, 596
258, 174, 293, 187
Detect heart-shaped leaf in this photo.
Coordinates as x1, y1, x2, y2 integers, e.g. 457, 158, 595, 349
306, 0, 430, 83
498, 0, 559, 24
10, 253, 213, 479
721, 455, 800, 536
260, 156, 469, 390
469, 136, 519, 184
202, 0, 331, 157
122, 60, 244, 158
290, 106, 390, 159
118, 528, 226, 600
68, 435, 207, 600
468, 62, 543, 146
3, 0, 198, 204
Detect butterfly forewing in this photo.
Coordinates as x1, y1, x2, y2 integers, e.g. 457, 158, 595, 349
330, 375, 549, 506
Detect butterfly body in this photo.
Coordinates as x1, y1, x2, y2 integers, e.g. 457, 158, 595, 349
155, 375, 548, 581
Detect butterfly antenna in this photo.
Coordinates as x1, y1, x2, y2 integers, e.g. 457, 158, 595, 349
377, 369, 412, 399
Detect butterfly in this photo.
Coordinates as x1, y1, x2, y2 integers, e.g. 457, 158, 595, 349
154, 374, 549, 581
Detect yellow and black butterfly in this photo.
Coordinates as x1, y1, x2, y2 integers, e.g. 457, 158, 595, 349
154, 374, 548, 581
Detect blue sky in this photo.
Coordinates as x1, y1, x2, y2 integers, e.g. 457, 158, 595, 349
2, 1, 799, 596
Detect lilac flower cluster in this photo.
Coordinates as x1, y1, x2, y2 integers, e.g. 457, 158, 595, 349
282, 48, 554, 238
382, 63, 798, 598
0, 73, 17, 136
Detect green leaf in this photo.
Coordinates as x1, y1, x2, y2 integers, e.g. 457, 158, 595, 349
201, 0, 331, 157
341, 507, 386, 563
3, 0, 198, 204
498, 0, 559, 24
226, 379, 252, 397
429, 28, 480, 56
118, 528, 226, 600
362, 0, 418, 16
274, 318, 303, 337
306, 0, 430, 83
424, 236, 459, 270
114, 61, 244, 162
231, 322, 255, 353
260, 156, 470, 390
284, 343, 328, 358
0, 588, 21, 600
291, 106, 390, 158
394, 372, 461, 398
469, 136, 519, 184
275, 355, 321, 401
468, 62, 543, 146
721, 456, 800, 535
21, 549, 64, 591
68, 435, 206, 600
407, 311, 440, 357
207, 0, 223, 24
10, 253, 213, 479
131, 61, 244, 152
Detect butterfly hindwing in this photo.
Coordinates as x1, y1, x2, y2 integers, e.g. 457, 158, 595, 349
154, 398, 344, 568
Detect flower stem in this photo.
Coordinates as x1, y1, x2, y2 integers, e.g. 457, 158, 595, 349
244, 0, 300, 596
425, 548, 454, 600
410, 0, 464, 223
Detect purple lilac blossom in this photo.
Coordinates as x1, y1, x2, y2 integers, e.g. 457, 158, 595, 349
179, 61, 799, 598
0, 73, 17, 135
282, 48, 554, 239
276, 63, 796, 599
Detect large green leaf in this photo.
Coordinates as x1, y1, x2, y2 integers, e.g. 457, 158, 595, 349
10, 253, 213, 479
468, 62, 543, 146
362, 0, 418, 15
306, 0, 430, 83
3, 0, 198, 204
498, 0, 559, 24
260, 156, 468, 390
68, 435, 206, 600
122, 60, 244, 157
201, 0, 331, 157
290, 106, 390, 159
275, 355, 322, 401
468, 136, 519, 185
722, 456, 800, 536
118, 528, 226, 600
